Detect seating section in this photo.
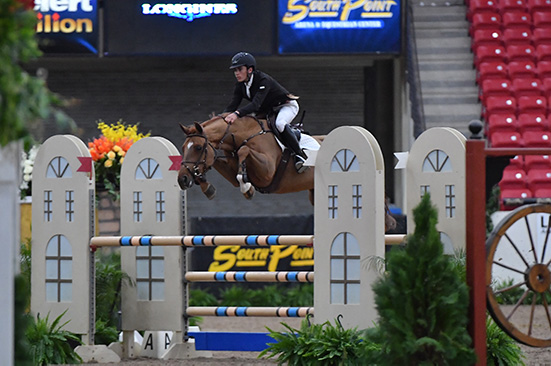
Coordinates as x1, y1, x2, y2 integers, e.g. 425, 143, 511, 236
469, 0, 551, 207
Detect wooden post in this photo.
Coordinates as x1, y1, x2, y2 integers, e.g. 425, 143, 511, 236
466, 123, 487, 366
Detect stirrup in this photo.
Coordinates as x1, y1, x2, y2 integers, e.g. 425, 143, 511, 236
295, 155, 307, 174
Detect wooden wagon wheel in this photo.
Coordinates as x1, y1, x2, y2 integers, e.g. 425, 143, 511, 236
486, 204, 551, 347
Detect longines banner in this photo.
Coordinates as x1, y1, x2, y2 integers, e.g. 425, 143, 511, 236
34, 1, 402, 57
34, 0, 99, 54
278, 0, 402, 54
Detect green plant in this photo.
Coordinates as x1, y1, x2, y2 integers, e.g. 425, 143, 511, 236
285, 283, 313, 307
249, 284, 286, 306
0, 0, 74, 147
371, 194, 476, 365
19, 239, 32, 292
25, 310, 82, 365
220, 285, 253, 306
14, 275, 33, 366
260, 315, 370, 365
189, 288, 218, 306
486, 317, 525, 365
95, 250, 132, 328
94, 319, 119, 346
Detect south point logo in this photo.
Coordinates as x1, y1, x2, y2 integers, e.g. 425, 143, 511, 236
34, 0, 94, 34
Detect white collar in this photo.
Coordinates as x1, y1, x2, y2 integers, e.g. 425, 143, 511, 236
245, 73, 254, 89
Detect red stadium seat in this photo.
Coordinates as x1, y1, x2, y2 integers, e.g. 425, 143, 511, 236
507, 44, 537, 63
468, 0, 499, 20
475, 45, 507, 67
537, 44, 551, 61
528, 0, 551, 14
502, 11, 532, 29
527, 168, 551, 196
490, 130, 524, 146
486, 114, 518, 138
525, 154, 551, 170
483, 96, 517, 119
507, 60, 537, 78
472, 29, 503, 52
500, 188, 533, 210
534, 11, 551, 28
523, 130, 551, 146
518, 113, 548, 131
478, 62, 508, 84
512, 78, 544, 98
518, 95, 547, 114
509, 155, 525, 168
542, 77, 551, 95
480, 78, 513, 101
470, 13, 502, 36
533, 28, 551, 46
500, 167, 529, 189
499, 0, 529, 14
537, 60, 551, 79
503, 28, 532, 46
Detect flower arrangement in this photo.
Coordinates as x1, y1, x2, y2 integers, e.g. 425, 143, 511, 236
20, 144, 39, 199
88, 120, 150, 199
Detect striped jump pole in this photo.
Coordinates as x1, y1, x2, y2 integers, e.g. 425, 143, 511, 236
90, 235, 314, 248
90, 234, 405, 249
185, 271, 313, 283
186, 306, 313, 317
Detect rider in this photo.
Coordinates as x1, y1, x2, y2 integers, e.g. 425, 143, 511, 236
223, 51, 308, 173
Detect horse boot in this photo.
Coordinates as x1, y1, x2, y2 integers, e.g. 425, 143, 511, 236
280, 124, 308, 173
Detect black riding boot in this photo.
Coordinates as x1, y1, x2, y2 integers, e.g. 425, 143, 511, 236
280, 124, 308, 173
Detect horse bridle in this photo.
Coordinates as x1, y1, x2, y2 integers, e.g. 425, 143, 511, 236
181, 134, 218, 185
182, 116, 272, 185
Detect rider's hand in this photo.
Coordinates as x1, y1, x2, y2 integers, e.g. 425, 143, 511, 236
226, 112, 239, 124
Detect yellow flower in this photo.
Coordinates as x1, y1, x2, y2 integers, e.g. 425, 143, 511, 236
119, 157, 124, 165
113, 145, 122, 153
107, 151, 116, 160
104, 159, 113, 168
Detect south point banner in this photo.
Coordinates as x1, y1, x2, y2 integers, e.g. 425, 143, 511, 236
278, 0, 402, 54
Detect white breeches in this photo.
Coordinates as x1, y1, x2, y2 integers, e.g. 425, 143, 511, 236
274, 100, 299, 133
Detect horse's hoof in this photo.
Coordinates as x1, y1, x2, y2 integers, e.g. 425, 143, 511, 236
203, 184, 216, 200
244, 186, 255, 200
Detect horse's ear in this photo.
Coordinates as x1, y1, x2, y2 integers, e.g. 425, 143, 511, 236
194, 122, 204, 134
180, 123, 192, 135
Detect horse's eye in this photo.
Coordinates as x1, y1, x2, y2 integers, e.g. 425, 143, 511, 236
195, 145, 203, 151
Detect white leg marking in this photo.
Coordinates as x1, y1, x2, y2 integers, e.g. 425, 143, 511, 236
237, 174, 252, 194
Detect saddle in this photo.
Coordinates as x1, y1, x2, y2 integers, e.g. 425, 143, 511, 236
253, 113, 305, 194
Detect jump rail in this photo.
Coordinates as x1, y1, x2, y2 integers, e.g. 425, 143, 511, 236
186, 306, 313, 317
185, 271, 314, 283
90, 234, 406, 249
90, 235, 314, 248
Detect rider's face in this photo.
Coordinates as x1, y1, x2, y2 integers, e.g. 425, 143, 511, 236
233, 66, 251, 83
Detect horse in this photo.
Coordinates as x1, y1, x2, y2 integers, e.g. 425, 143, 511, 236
178, 113, 397, 232
178, 113, 321, 202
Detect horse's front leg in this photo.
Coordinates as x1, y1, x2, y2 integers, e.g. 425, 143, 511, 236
236, 146, 255, 199
199, 180, 216, 200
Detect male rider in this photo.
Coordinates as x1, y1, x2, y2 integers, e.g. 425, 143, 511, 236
224, 52, 308, 173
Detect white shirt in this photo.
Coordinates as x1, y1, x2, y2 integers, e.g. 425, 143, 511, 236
245, 73, 254, 99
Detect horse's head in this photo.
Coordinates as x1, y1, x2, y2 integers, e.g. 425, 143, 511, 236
178, 122, 217, 197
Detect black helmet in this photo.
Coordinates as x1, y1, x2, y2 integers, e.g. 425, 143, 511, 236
229, 52, 256, 70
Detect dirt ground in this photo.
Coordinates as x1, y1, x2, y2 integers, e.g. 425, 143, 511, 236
94, 312, 551, 366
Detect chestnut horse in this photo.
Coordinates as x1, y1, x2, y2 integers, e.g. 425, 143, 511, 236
178, 113, 396, 232
178, 113, 321, 202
